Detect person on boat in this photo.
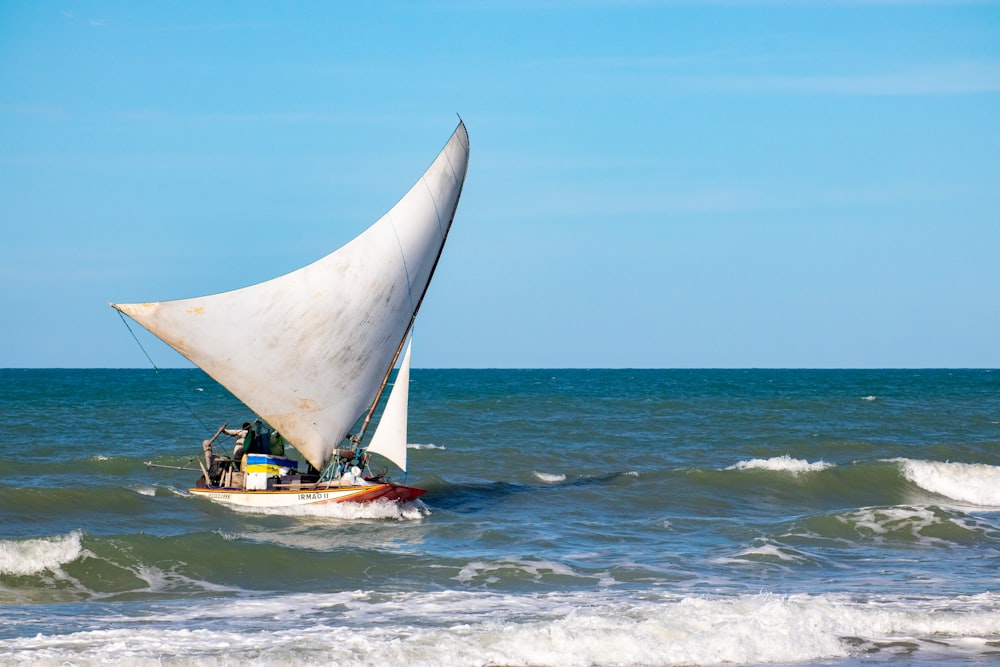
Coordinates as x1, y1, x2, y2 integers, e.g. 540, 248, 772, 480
269, 431, 287, 456
201, 423, 227, 468
222, 422, 254, 465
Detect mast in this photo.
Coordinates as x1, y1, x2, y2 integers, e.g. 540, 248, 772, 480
355, 123, 469, 448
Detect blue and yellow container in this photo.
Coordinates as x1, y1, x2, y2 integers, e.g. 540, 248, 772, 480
245, 454, 298, 476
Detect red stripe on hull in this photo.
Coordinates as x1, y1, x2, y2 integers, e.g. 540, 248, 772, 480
337, 484, 427, 503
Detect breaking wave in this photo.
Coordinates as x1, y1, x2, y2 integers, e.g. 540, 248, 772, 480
0, 531, 83, 576
3, 589, 1000, 666
727, 455, 834, 475
895, 458, 1000, 508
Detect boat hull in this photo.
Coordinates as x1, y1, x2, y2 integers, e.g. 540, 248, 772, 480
189, 483, 426, 508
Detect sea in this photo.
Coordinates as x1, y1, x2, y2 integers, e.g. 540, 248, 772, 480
1, 368, 999, 667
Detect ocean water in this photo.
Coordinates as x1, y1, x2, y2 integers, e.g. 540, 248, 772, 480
1, 368, 999, 666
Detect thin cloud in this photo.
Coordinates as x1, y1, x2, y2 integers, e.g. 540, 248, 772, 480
709, 62, 1000, 95
534, 56, 1000, 96
446, 0, 1000, 8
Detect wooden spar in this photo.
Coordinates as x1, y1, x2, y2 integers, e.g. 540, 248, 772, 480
202, 423, 228, 465
204, 423, 227, 444
197, 458, 211, 485
354, 130, 468, 449
356, 326, 411, 445
145, 462, 201, 472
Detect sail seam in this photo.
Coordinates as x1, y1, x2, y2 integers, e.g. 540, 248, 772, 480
444, 147, 459, 187
421, 176, 445, 239
385, 210, 415, 315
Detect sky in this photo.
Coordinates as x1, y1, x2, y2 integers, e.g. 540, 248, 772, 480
1, 1, 998, 369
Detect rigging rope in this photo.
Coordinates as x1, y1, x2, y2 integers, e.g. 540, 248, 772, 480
116, 309, 159, 371
115, 308, 214, 435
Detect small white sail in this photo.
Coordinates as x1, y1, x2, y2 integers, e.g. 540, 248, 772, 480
112, 122, 469, 472
365, 339, 412, 472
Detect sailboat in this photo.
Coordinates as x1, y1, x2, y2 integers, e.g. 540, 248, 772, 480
112, 120, 470, 509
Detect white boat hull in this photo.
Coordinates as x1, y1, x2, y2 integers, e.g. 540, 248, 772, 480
189, 483, 426, 508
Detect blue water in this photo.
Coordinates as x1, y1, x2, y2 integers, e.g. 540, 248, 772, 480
2, 368, 999, 666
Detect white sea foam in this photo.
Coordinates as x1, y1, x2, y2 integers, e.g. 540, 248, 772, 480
715, 541, 811, 566
131, 485, 157, 497
895, 458, 1000, 507
4, 590, 1000, 666
863, 395, 877, 401
534, 471, 566, 483
850, 505, 936, 534
123, 564, 241, 600
224, 498, 429, 521
408, 443, 446, 450
835, 505, 962, 546
454, 558, 581, 584
728, 454, 833, 475
0, 531, 83, 576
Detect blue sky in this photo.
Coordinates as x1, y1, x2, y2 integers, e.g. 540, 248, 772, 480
2, 1, 998, 368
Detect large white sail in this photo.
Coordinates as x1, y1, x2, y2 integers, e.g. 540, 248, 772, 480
365, 339, 412, 472
112, 121, 469, 471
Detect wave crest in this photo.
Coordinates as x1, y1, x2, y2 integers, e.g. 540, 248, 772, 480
0, 531, 83, 576
896, 458, 1000, 507
727, 455, 834, 475
6, 590, 1000, 665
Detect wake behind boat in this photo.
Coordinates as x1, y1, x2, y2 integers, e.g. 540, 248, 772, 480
112, 121, 470, 510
